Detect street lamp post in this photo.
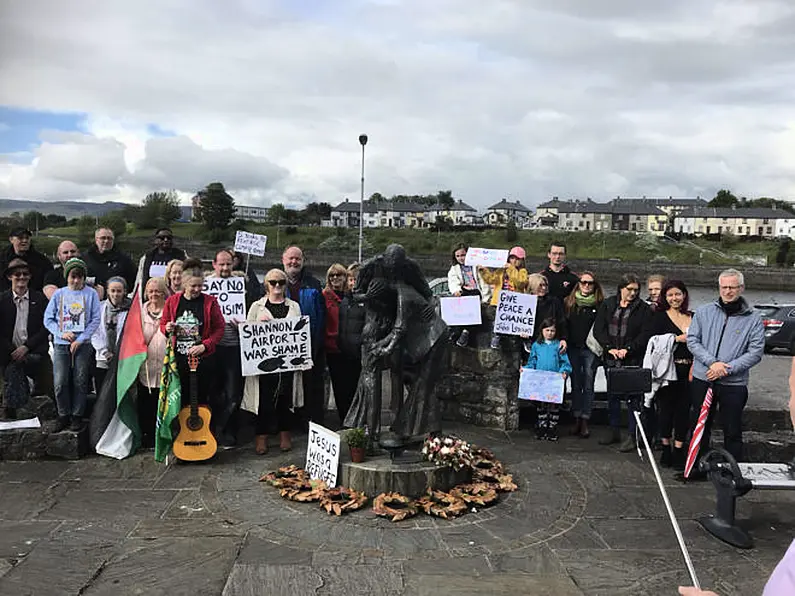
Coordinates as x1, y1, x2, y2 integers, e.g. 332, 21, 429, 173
358, 133, 368, 263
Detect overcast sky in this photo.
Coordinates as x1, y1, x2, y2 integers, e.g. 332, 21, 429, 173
1, 0, 794, 210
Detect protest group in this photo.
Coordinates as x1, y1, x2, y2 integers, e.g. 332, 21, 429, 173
0, 224, 768, 480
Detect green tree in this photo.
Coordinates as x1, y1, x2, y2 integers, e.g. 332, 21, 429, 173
267, 203, 287, 225
505, 220, 518, 242
76, 215, 96, 247
130, 191, 182, 229
99, 211, 128, 239
709, 189, 739, 208
196, 182, 236, 231
436, 190, 455, 210
776, 239, 791, 267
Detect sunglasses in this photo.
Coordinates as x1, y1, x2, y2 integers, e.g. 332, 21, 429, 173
10, 271, 30, 278
267, 279, 286, 287
580, 280, 594, 286
329, 273, 345, 278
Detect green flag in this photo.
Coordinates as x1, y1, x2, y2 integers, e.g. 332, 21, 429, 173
155, 336, 181, 462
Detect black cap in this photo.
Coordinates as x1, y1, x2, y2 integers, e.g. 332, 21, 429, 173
9, 227, 32, 238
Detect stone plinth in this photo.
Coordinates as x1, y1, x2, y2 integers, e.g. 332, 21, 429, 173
0, 427, 48, 460
340, 455, 472, 498
437, 308, 521, 431
46, 426, 90, 460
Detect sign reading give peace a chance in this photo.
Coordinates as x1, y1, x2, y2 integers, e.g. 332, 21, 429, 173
493, 290, 537, 336
238, 316, 313, 376
202, 276, 246, 322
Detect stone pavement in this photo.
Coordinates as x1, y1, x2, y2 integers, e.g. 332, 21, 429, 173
1, 424, 793, 596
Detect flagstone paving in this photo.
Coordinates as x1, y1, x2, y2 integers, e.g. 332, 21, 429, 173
1, 424, 793, 595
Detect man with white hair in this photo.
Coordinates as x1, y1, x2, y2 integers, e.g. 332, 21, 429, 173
686, 268, 764, 467
83, 227, 137, 294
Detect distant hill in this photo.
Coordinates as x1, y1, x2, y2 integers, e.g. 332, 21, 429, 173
0, 199, 129, 218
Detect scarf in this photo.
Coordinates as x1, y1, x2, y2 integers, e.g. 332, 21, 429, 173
574, 291, 597, 307
105, 297, 132, 349
608, 302, 633, 344
719, 297, 743, 316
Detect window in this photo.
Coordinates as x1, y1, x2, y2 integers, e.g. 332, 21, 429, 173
706, 226, 711, 234
702, 217, 708, 222
698, 225, 703, 232
758, 227, 763, 235
742, 218, 748, 224
767, 226, 772, 234
718, 226, 722, 234
763, 219, 770, 224
722, 218, 728, 223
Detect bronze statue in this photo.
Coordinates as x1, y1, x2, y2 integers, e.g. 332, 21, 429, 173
344, 244, 449, 449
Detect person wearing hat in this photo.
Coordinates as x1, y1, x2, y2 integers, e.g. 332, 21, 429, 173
0, 259, 50, 419
43, 257, 101, 432
477, 246, 530, 349
0, 227, 54, 293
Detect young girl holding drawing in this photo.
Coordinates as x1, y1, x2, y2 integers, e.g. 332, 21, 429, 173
524, 317, 571, 441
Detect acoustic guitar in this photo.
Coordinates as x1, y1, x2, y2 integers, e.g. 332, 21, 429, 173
173, 353, 217, 461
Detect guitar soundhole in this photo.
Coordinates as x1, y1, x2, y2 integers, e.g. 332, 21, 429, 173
187, 416, 203, 431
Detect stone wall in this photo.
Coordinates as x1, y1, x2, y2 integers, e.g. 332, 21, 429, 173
436, 308, 521, 431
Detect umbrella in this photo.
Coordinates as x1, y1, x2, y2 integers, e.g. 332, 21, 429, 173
684, 385, 713, 478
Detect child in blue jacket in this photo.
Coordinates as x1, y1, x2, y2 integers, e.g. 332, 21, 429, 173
525, 317, 572, 441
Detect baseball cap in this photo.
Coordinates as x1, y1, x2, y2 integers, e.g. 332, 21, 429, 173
509, 246, 526, 260
9, 227, 32, 238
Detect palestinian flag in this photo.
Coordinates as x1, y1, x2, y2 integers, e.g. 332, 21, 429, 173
91, 290, 147, 459
155, 336, 181, 462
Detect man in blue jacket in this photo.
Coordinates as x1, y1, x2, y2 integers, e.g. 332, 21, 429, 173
282, 246, 326, 426
687, 268, 764, 464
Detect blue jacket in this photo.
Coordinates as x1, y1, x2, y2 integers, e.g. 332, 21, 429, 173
525, 339, 572, 375
286, 269, 325, 355
687, 298, 764, 386
44, 286, 102, 345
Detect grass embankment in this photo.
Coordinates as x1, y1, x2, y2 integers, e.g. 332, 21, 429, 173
35, 223, 778, 266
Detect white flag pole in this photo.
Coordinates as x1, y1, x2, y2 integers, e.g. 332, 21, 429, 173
633, 411, 701, 589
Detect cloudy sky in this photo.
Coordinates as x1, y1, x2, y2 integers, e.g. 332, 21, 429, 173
1, 0, 794, 210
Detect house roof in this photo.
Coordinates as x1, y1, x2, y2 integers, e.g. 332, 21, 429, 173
614, 197, 708, 208
557, 199, 613, 214
609, 200, 667, 216
537, 199, 564, 209
487, 199, 531, 212
676, 207, 793, 219
332, 200, 378, 213
426, 200, 477, 212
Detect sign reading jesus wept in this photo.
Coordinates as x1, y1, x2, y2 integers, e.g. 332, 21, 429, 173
493, 290, 537, 336
238, 316, 313, 376
202, 276, 246, 322
464, 247, 510, 268
518, 368, 564, 404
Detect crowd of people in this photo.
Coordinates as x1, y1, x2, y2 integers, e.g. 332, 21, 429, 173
0, 227, 770, 474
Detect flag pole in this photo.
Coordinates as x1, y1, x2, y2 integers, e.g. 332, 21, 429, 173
633, 411, 701, 589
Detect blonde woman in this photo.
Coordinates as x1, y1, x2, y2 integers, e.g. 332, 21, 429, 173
138, 277, 168, 447
322, 263, 357, 423
242, 269, 304, 455
164, 259, 183, 297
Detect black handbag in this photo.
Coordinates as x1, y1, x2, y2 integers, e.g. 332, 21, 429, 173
605, 364, 652, 395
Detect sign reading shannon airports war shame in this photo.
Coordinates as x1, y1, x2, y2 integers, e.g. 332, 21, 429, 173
305, 422, 340, 487
238, 316, 313, 376
493, 290, 537, 336
202, 276, 246, 322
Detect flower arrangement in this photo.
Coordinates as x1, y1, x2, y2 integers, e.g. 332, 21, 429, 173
421, 435, 473, 471
342, 427, 368, 448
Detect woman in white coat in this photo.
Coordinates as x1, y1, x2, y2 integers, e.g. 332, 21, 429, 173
242, 268, 304, 455
446, 243, 491, 347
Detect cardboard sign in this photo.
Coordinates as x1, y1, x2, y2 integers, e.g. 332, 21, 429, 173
234, 231, 267, 257
464, 247, 510, 268
239, 316, 313, 376
493, 291, 537, 336
440, 296, 482, 326
202, 276, 246, 322
305, 422, 340, 487
518, 368, 565, 404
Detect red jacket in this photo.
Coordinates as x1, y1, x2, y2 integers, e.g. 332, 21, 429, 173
160, 292, 226, 357
322, 288, 341, 354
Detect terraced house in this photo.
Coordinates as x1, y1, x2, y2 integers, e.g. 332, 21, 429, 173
673, 207, 795, 239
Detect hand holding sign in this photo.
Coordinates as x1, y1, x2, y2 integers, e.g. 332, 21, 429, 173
440, 296, 482, 326
239, 316, 314, 376
234, 231, 267, 257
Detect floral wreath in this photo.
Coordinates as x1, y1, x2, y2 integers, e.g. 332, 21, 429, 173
260, 465, 306, 488
421, 435, 473, 471
417, 490, 468, 519
372, 492, 418, 522
320, 487, 369, 516
278, 478, 328, 502
473, 469, 518, 493
450, 482, 499, 507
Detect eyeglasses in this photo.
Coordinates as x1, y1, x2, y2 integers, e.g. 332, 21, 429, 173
267, 279, 286, 287
156, 235, 173, 241
579, 280, 594, 286
97, 236, 113, 241
329, 273, 345, 278
720, 285, 741, 291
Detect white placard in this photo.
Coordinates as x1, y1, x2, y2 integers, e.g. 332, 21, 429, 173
440, 296, 482, 326
234, 231, 267, 257
493, 290, 537, 336
518, 369, 565, 404
239, 316, 313, 376
464, 247, 510, 268
305, 422, 340, 487
0, 416, 40, 431
203, 276, 246, 322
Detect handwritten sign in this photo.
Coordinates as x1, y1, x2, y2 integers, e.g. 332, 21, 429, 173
465, 247, 510, 268
440, 296, 482, 326
518, 369, 565, 404
493, 291, 537, 336
202, 276, 246, 322
234, 231, 267, 257
239, 316, 313, 376
305, 422, 340, 487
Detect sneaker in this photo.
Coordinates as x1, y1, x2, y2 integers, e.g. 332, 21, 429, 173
455, 330, 470, 348
68, 417, 84, 432
546, 431, 559, 442
219, 433, 237, 449
618, 436, 637, 453
490, 335, 501, 350
51, 417, 69, 433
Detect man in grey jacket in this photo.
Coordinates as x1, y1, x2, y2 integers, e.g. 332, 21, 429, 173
687, 268, 764, 464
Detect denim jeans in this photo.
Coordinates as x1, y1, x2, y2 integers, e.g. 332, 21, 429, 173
212, 345, 244, 436
569, 347, 597, 419
691, 378, 748, 462
53, 343, 94, 418
608, 393, 641, 434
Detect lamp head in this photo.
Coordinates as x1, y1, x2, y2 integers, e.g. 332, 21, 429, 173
359, 134, 368, 146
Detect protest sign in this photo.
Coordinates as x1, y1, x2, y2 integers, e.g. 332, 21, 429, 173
305, 422, 340, 486
518, 369, 565, 404
234, 231, 267, 257
202, 276, 246, 322
493, 291, 537, 336
239, 316, 313, 376
464, 247, 509, 268
440, 295, 482, 326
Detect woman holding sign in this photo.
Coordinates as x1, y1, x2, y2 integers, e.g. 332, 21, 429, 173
447, 244, 491, 347
241, 268, 303, 455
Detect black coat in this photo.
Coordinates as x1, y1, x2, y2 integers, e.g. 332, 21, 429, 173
566, 300, 601, 349
0, 245, 53, 292
534, 295, 567, 342
337, 293, 366, 360
0, 289, 49, 366
593, 295, 653, 366
541, 265, 579, 301
140, 247, 188, 289
83, 246, 137, 290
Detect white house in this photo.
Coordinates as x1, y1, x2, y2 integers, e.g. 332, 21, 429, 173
674, 207, 794, 238
486, 199, 532, 226
426, 200, 480, 226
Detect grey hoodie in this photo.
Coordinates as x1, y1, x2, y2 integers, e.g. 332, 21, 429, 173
687, 297, 764, 386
